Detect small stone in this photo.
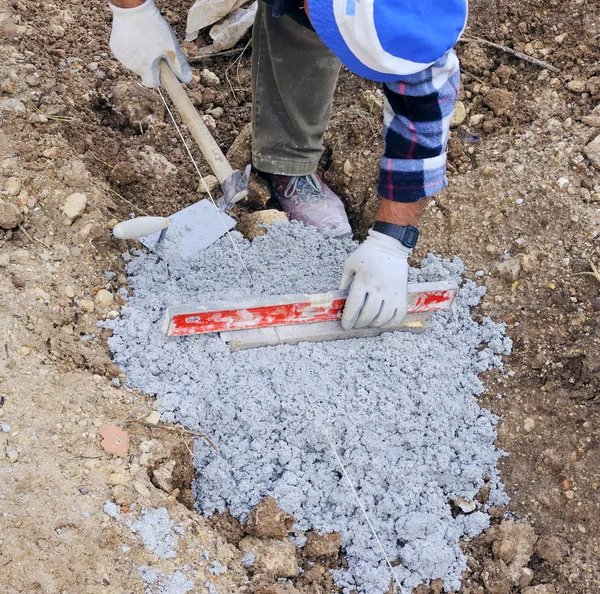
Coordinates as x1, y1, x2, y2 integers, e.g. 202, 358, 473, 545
585, 134, 600, 168
32, 288, 50, 301
0, 253, 10, 267
6, 448, 19, 462
200, 68, 220, 87
95, 289, 114, 306
17, 346, 32, 356
343, 159, 354, 177
555, 33, 567, 44
255, 585, 301, 594
469, 113, 485, 126
109, 162, 137, 186
226, 122, 252, 170
566, 80, 586, 93
201, 114, 216, 130
80, 299, 95, 313
519, 567, 534, 589
523, 418, 535, 433
521, 586, 556, 594
112, 81, 164, 130
239, 537, 298, 578
564, 490, 574, 500
535, 535, 567, 565
304, 531, 341, 557
107, 473, 130, 486
245, 495, 294, 539
0, 200, 23, 229
152, 460, 176, 493
62, 193, 87, 220
133, 481, 151, 497
239, 210, 288, 240
112, 485, 135, 506
246, 174, 271, 209
493, 259, 521, 283
483, 88, 515, 116
0, 98, 26, 112
454, 496, 477, 513
208, 107, 223, 119
450, 100, 467, 126
5, 176, 22, 196
144, 411, 161, 426
197, 174, 219, 194
63, 285, 75, 298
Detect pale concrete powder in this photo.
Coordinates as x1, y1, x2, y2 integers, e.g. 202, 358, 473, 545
105, 222, 511, 593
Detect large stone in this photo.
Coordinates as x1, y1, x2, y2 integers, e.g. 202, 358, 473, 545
304, 531, 341, 557
112, 81, 164, 130
483, 88, 515, 116
0, 200, 23, 229
238, 536, 298, 578
152, 460, 176, 493
62, 193, 87, 220
239, 210, 288, 240
245, 495, 294, 539
134, 146, 177, 178
450, 101, 467, 127
585, 134, 600, 168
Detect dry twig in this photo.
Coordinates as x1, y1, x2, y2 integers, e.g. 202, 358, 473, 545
461, 35, 560, 73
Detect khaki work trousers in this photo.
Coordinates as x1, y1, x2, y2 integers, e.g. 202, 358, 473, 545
251, 2, 342, 176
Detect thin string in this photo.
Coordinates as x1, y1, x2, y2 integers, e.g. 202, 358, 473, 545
157, 85, 407, 594
156, 87, 254, 287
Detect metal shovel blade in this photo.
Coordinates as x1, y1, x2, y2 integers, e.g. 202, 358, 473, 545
139, 199, 235, 260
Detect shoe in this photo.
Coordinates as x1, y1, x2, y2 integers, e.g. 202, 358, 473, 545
268, 173, 352, 238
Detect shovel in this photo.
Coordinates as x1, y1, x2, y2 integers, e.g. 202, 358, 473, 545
112, 60, 250, 259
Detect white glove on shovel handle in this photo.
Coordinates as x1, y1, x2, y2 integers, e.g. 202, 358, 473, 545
340, 229, 411, 330
109, 0, 192, 88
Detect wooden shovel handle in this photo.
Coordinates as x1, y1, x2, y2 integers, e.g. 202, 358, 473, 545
159, 60, 233, 184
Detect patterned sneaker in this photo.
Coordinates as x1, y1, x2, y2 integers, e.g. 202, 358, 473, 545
268, 173, 352, 238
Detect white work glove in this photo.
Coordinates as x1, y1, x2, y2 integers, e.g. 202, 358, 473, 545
340, 229, 411, 330
109, 0, 192, 88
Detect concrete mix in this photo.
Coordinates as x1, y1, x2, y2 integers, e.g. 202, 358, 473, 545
105, 222, 511, 593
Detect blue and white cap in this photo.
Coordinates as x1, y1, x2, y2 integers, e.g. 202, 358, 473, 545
310, 0, 468, 82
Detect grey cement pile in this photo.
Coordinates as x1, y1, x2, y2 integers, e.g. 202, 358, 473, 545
105, 222, 511, 593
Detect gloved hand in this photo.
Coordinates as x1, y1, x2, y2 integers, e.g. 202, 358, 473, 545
340, 229, 411, 330
109, 0, 192, 88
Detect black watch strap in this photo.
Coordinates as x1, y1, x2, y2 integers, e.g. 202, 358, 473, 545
373, 221, 419, 249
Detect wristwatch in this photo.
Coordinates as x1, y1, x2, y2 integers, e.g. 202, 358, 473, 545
373, 221, 419, 249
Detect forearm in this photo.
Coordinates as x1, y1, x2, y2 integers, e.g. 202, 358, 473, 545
375, 198, 425, 227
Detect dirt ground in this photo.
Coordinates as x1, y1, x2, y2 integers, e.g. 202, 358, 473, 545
1, 0, 599, 592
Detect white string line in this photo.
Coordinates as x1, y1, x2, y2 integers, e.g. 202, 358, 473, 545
156, 87, 254, 287
157, 85, 407, 593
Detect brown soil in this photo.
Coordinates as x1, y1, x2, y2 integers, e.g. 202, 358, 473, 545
1, 0, 599, 592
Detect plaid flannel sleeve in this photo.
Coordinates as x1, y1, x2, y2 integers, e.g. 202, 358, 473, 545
378, 50, 461, 203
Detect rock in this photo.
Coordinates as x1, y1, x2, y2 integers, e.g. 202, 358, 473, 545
585, 134, 600, 168
112, 81, 164, 130
460, 42, 494, 74
453, 496, 477, 513
109, 162, 137, 186
255, 585, 301, 594
5, 176, 22, 195
535, 535, 567, 565
493, 259, 521, 283
144, 411, 161, 426
239, 210, 288, 240
62, 193, 87, 221
208, 107, 223, 119
523, 418, 535, 433
491, 520, 537, 584
245, 496, 294, 539
238, 537, 298, 578
80, 299, 95, 313
469, 113, 485, 126
42, 147, 60, 159
483, 89, 515, 116
304, 531, 341, 557
32, 288, 51, 301
521, 586, 556, 594
112, 485, 135, 506
246, 174, 271, 209
197, 174, 219, 194
0, 253, 10, 267
586, 77, 600, 96
555, 33, 567, 44
0, 98, 26, 113
566, 80, 586, 93
200, 68, 220, 87
343, 159, 354, 177
152, 460, 176, 493
519, 567, 534, 589
482, 560, 512, 594
95, 289, 114, 306
451, 100, 467, 126
134, 146, 177, 177
495, 65, 516, 84
6, 448, 19, 462
226, 122, 252, 170
0, 200, 23, 229
133, 481, 151, 497
107, 473, 130, 486
361, 88, 384, 112
63, 285, 75, 298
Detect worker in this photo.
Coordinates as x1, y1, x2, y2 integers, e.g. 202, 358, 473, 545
108, 0, 466, 330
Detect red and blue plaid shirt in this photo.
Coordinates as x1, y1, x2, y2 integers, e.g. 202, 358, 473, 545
380, 51, 460, 203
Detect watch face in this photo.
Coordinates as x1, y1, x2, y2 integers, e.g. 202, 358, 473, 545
403, 226, 419, 247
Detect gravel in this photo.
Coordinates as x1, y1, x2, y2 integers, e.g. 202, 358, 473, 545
105, 222, 511, 593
